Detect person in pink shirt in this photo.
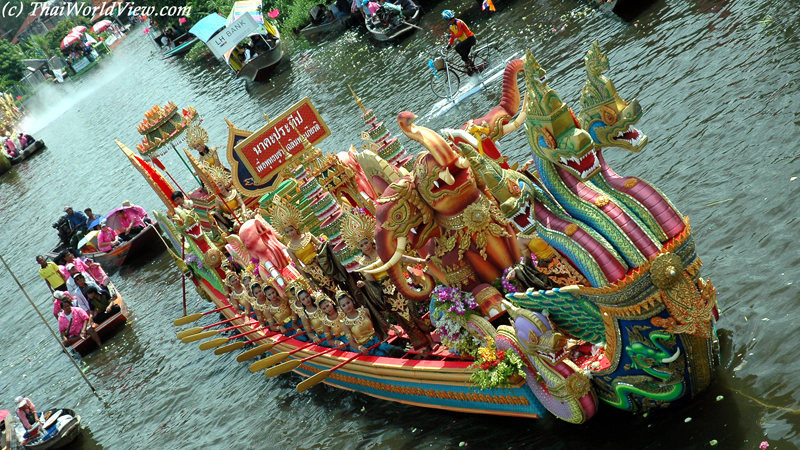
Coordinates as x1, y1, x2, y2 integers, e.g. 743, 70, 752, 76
97, 220, 120, 252
52, 290, 74, 318
15, 396, 40, 432
3, 134, 17, 157
57, 297, 102, 346
115, 209, 146, 241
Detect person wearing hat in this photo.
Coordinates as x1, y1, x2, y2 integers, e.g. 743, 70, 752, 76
57, 295, 102, 347
442, 10, 476, 73
37, 255, 67, 293
52, 290, 75, 318
15, 396, 40, 432
97, 219, 121, 252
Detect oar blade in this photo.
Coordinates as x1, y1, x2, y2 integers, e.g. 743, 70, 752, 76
236, 343, 273, 363
264, 359, 302, 378
173, 313, 203, 326
199, 337, 229, 351
181, 330, 219, 343
176, 326, 203, 339
297, 370, 331, 393
215, 341, 246, 355
249, 352, 287, 372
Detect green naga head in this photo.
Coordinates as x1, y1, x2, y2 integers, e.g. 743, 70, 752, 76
578, 40, 647, 153
523, 50, 599, 181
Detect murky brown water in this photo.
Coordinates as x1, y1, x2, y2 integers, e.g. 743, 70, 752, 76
2, 0, 800, 448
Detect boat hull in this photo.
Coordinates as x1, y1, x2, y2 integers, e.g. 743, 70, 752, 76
70, 288, 128, 356
10, 140, 46, 165
196, 278, 547, 418
238, 40, 288, 82
165, 37, 199, 57
366, 9, 420, 41
299, 13, 358, 39
18, 408, 81, 450
0, 152, 10, 174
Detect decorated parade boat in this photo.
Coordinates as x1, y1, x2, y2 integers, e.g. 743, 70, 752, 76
119, 41, 720, 424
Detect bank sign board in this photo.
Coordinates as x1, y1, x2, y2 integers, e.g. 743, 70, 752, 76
207, 13, 259, 59
230, 98, 331, 195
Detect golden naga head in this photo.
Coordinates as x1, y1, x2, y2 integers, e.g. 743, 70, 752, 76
578, 40, 647, 153
523, 50, 599, 181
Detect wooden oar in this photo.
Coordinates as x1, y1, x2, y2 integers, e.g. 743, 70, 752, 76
180, 322, 249, 343
176, 315, 242, 339
265, 343, 348, 378
236, 330, 308, 363
296, 342, 382, 393
401, 20, 423, 30
199, 326, 262, 351
174, 305, 233, 326
215, 331, 277, 356
249, 341, 317, 373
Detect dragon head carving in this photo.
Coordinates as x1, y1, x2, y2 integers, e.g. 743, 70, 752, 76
578, 40, 647, 153
523, 50, 599, 181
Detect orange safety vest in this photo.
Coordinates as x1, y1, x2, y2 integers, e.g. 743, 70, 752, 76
448, 20, 474, 46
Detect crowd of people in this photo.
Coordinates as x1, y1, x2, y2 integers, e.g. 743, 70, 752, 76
36, 250, 117, 348
2, 132, 35, 158
58, 202, 150, 251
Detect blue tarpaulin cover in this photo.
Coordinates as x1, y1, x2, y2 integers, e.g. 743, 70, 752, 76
189, 14, 228, 43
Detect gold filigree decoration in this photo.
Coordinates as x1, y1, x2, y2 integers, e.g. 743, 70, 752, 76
341, 209, 377, 249
436, 196, 511, 260
624, 178, 638, 189
594, 195, 610, 207
564, 224, 578, 236
443, 264, 477, 288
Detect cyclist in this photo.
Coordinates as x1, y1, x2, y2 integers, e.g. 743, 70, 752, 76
443, 10, 476, 74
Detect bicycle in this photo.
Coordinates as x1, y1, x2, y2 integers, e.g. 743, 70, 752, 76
428, 42, 503, 99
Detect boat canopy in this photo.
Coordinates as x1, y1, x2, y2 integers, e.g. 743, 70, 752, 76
189, 13, 227, 43
223, 0, 280, 63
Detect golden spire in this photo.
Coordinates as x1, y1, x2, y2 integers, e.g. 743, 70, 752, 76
349, 84, 366, 114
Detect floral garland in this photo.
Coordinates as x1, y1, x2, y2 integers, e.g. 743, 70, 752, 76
184, 252, 204, 270
430, 285, 482, 357
468, 337, 527, 389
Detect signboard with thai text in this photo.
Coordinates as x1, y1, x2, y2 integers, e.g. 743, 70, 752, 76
228, 97, 330, 197
207, 12, 259, 59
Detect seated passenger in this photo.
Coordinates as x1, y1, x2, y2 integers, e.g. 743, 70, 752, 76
391, 0, 418, 17
17, 133, 28, 149
115, 208, 145, 241
97, 220, 121, 252
85, 285, 121, 324
334, 0, 351, 17
317, 292, 349, 348
263, 285, 296, 335
57, 296, 102, 347
4, 134, 17, 157
340, 292, 404, 357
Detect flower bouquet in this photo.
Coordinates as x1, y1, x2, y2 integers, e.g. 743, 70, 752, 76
468, 337, 527, 389
429, 285, 482, 357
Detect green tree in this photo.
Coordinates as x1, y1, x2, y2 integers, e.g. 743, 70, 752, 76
0, 39, 25, 83
23, 34, 56, 59
45, 17, 90, 53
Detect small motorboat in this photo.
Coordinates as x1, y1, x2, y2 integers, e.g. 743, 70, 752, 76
13, 408, 81, 450
224, 0, 288, 82
47, 222, 166, 268
9, 140, 46, 165
164, 36, 200, 57
69, 286, 129, 356
299, 4, 359, 40
365, 7, 421, 42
